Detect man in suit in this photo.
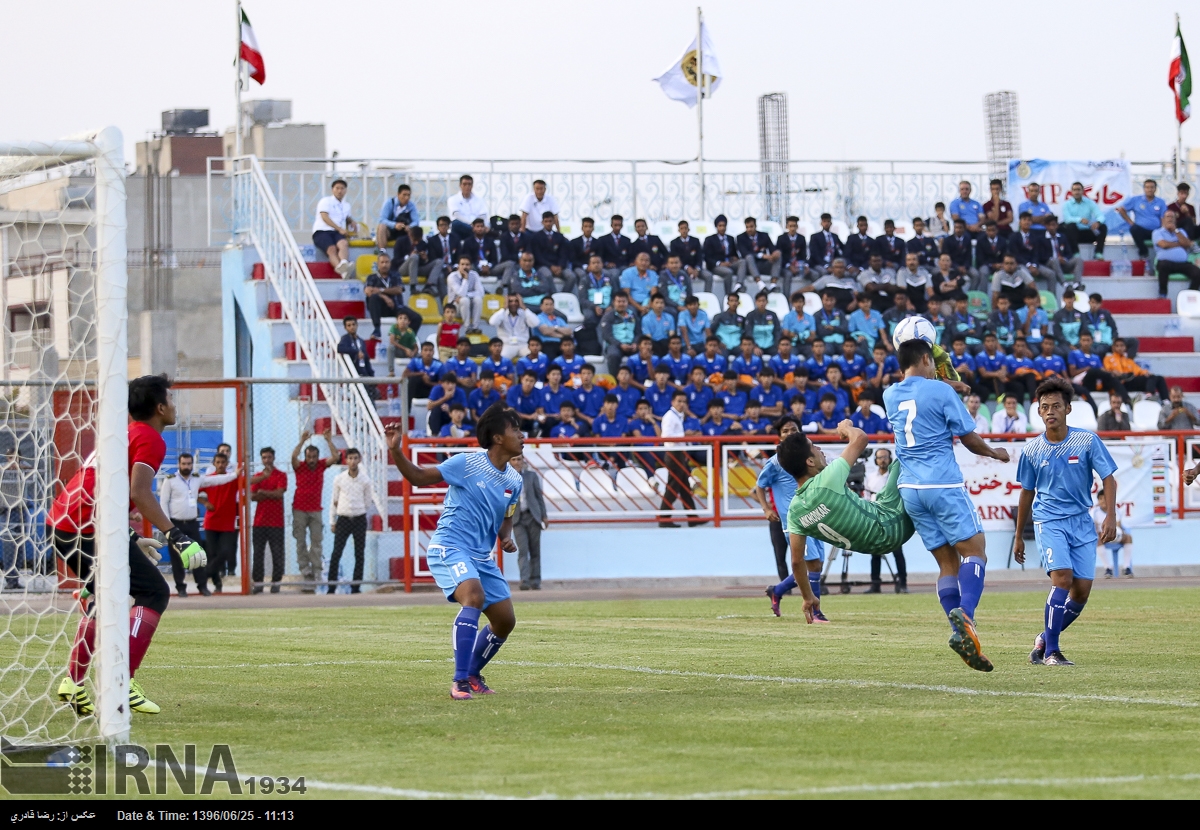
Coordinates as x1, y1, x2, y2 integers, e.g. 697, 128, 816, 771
569, 217, 600, 287
670, 219, 708, 291
423, 216, 457, 298
596, 215, 632, 279
630, 219, 668, 270
1038, 215, 1078, 294
736, 216, 783, 294
510, 455, 547, 591
703, 214, 741, 295
1008, 211, 1046, 285
808, 213, 843, 277
777, 215, 810, 290
906, 216, 941, 269
941, 218, 980, 292
874, 219, 907, 271
529, 211, 574, 291
458, 217, 502, 283
975, 220, 1007, 289
843, 216, 874, 274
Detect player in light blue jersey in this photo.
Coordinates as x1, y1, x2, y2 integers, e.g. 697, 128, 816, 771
754, 417, 828, 621
883, 339, 1010, 671
1013, 377, 1118, 666
386, 403, 525, 700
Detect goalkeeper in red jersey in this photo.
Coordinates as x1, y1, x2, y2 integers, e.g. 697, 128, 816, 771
48, 375, 208, 716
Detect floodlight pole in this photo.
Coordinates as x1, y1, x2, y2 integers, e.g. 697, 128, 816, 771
696, 6, 705, 221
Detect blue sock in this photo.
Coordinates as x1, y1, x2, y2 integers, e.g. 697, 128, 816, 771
452, 607, 481, 681
808, 571, 821, 599
773, 574, 797, 599
1043, 587, 1069, 654
936, 575, 961, 624
468, 624, 505, 677
1111, 549, 1119, 574
958, 556, 986, 620
1062, 598, 1085, 632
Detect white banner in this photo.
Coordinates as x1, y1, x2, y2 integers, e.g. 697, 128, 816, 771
954, 440, 1171, 530
1006, 159, 1132, 216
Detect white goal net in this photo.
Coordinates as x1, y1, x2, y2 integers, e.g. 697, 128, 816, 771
0, 130, 129, 744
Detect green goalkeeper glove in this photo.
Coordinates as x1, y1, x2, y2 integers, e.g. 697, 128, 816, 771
166, 526, 207, 570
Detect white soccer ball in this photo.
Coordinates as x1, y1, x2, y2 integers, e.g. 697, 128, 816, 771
892, 315, 936, 346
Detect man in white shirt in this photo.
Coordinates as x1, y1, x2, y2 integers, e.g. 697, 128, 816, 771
447, 254, 486, 332
657, 390, 706, 528
964, 394, 990, 434
157, 451, 205, 597
446, 174, 488, 249
489, 292, 541, 359
312, 178, 356, 277
991, 395, 1028, 434
519, 179, 560, 233
328, 448, 376, 594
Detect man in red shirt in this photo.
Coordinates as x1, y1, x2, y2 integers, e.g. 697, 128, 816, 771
50, 374, 207, 717
197, 452, 241, 594
250, 446, 288, 594
291, 428, 337, 593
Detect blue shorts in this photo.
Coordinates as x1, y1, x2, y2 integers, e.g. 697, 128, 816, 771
783, 532, 825, 561
312, 230, 345, 251
427, 544, 512, 607
900, 486, 983, 550
1035, 513, 1097, 580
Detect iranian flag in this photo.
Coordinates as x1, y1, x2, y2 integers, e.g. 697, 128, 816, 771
1170, 21, 1190, 123
240, 7, 266, 85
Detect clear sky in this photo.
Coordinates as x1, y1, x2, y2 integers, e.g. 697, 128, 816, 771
1, 0, 1195, 167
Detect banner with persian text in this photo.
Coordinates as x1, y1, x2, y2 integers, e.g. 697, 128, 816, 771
1006, 159, 1132, 224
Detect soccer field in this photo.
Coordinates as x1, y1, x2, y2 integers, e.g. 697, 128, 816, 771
124, 586, 1200, 799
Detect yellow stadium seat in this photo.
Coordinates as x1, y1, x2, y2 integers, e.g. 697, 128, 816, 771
482, 293, 505, 319
409, 293, 442, 325
727, 464, 758, 497
691, 465, 710, 498
349, 239, 375, 248
355, 254, 378, 279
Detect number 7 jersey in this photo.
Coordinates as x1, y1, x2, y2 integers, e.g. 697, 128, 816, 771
883, 376, 976, 487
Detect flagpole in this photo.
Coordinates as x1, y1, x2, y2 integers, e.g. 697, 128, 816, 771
235, 0, 243, 158
1177, 13, 1183, 183
697, 6, 705, 221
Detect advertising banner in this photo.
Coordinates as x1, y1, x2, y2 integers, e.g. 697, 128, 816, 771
1006, 159, 1132, 226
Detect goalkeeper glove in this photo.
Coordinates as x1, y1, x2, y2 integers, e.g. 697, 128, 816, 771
166, 526, 207, 570
136, 537, 163, 563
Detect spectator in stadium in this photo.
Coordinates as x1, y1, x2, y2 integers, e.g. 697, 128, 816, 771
848, 292, 889, 353
1158, 385, 1200, 430
490, 291, 541, 359
982, 178, 1014, 237
402, 341, 443, 400
1116, 179, 1167, 260
327, 449, 374, 594
976, 332, 1017, 399
1084, 293, 1119, 354
669, 220, 708, 292
1008, 212, 1046, 288
434, 303, 461, 363
743, 290, 782, 356
535, 296, 573, 360
709, 291, 745, 353
861, 447, 907, 593
896, 253, 934, 313
365, 253, 420, 342
857, 253, 898, 310
517, 336, 550, 381
1016, 288, 1050, 350
506, 251, 553, 306
497, 214, 529, 282
695, 334, 728, 378
808, 213, 843, 277
157, 452, 203, 597
907, 216, 941, 268
468, 370, 502, 422
880, 291, 916, 341
1166, 182, 1198, 239
850, 395, 888, 434
442, 337, 479, 390
249, 447, 287, 595
778, 216, 810, 288
927, 201, 951, 238
836, 339, 868, 400
657, 254, 690, 314
677, 294, 710, 356
949, 337, 982, 397
950, 180, 984, 235
1096, 391, 1131, 431
1104, 338, 1169, 401
600, 289, 641, 376
507, 371, 543, 436
458, 217, 502, 281
941, 220, 979, 289
438, 403, 473, 438
552, 335, 586, 384
427, 374, 468, 436
289, 429, 337, 593
749, 366, 784, 418
624, 335, 656, 386
1060, 181, 1108, 257
1006, 337, 1040, 403
338, 318, 376, 399
536, 365, 569, 432
447, 255, 485, 333
1017, 182, 1053, 230
577, 251, 613, 317
932, 252, 968, 311
873, 219, 907, 271
843, 216, 874, 274
729, 336, 763, 385
312, 178, 355, 277
570, 364, 603, 425
375, 183, 420, 252
640, 294, 675, 358
813, 259, 859, 311
424, 217, 456, 297
506, 454, 547, 592
702, 214, 740, 294
630, 218, 668, 270
1039, 215, 1081, 289
1153, 209, 1200, 297
990, 253, 1035, 310
943, 297, 983, 354
781, 292, 816, 354
976, 221, 1007, 283
568, 217, 598, 286
519, 179, 560, 233
964, 393, 990, 433
817, 364, 851, 416
865, 342, 902, 399
446, 174, 487, 247
597, 215, 633, 278
659, 389, 706, 527
530, 211, 572, 292
717, 369, 748, 419
1035, 337, 1097, 416
1069, 330, 1129, 404
401, 224, 441, 291
197, 452, 240, 594
481, 338, 516, 391
620, 252, 660, 315
655, 334, 689, 386
992, 395, 1028, 434
811, 393, 842, 433
805, 338, 833, 389
643, 365, 676, 418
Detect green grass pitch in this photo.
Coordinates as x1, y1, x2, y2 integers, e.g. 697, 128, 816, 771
108, 588, 1200, 798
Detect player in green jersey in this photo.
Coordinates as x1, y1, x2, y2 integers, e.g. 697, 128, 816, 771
779, 419, 916, 622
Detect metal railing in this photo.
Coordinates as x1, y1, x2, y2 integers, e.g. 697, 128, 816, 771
228, 156, 387, 516
207, 156, 1195, 245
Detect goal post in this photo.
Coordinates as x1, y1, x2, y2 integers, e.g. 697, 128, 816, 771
0, 128, 129, 743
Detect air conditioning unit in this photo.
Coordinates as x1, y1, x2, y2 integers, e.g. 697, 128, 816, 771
161, 109, 210, 134
241, 100, 292, 126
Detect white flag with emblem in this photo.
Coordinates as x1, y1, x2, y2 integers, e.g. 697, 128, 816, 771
653, 23, 722, 107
